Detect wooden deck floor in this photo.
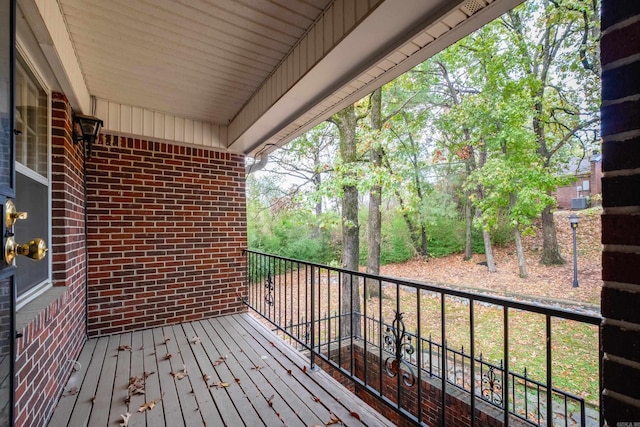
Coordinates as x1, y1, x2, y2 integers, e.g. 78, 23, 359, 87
48, 313, 393, 427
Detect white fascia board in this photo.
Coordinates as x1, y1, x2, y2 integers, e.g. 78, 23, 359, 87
18, 0, 90, 113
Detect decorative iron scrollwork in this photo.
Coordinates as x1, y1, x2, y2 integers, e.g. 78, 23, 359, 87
264, 274, 274, 306
383, 311, 416, 387
481, 365, 503, 406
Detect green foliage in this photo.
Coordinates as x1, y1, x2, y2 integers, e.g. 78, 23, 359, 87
426, 216, 464, 258
380, 215, 415, 264
247, 200, 341, 265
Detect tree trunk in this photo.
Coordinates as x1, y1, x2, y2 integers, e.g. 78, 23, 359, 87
475, 143, 495, 272
331, 105, 361, 338
311, 165, 322, 239
482, 228, 497, 272
464, 190, 473, 261
366, 185, 382, 299
514, 228, 528, 278
541, 205, 565, 265
366, 89, 383, 298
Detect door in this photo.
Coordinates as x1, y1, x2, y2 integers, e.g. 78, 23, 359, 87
0, 0, 15, 425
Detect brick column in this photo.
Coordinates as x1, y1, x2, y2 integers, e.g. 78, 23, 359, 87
600, 1, 640, 424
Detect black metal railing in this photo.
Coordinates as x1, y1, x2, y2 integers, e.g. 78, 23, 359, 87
244, 250, 602, 427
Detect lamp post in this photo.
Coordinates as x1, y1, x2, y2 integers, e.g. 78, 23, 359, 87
569, 214, 579, 288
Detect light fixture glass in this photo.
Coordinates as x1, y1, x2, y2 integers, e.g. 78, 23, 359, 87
73, 113, 103, 156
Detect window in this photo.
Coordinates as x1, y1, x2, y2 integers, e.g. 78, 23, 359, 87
14, 56, 51, 309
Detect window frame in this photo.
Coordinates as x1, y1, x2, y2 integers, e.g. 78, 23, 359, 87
14, 48, 52, 311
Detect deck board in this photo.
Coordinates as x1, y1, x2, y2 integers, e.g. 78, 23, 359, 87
215, 315, 324, 426
205, 316, 308, 427
48, 313, 395, 427
150, 326, 185, 427
140, 329, 164, 427
232, 314, 387, 427
187, 320, 261, 426
128, 330, 147, 427
47, 338, 97, 427
66, 336, 110, 427
170, 323, 225, 426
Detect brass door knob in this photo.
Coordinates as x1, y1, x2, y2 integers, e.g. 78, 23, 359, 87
5, 200, 27, 228
5, 237, 48, 264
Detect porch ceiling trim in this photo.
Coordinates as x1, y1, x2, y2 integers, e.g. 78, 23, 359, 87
94, 98, 227, 149
19, 0, 90, 113
232, 0, 526, 156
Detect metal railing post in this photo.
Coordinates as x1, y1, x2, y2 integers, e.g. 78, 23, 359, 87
310, 265, 316, 369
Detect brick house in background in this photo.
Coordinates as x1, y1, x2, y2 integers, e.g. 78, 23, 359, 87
554, 151, 603, 209
1, 0, 639, 426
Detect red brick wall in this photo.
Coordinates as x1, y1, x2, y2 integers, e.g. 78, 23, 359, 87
85, 134, 247, 336
14, 93, 87, 426
600, 1, 640, 424
321, 343, 518, 427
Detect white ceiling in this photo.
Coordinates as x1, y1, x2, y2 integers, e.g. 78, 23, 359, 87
50, 0, 523, 155
58, 0, 332, 125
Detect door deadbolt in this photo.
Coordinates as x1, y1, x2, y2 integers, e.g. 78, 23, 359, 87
5, 237, 48, 264
5, 200, 27, 228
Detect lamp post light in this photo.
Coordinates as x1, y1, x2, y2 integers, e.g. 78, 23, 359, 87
569, 214, 579, 288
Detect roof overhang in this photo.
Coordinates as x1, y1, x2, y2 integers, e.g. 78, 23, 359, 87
18, 0, 524, 156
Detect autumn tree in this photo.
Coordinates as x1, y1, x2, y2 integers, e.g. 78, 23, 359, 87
502, 0, 600, 265
329, 104, 365, 337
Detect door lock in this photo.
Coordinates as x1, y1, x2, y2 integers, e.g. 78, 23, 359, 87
5, 200, 27, 228
4, 200, 47, 264
5, 237, 48, 264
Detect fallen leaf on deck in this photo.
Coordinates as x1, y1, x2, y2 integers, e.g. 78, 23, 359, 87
170, 371, 188, 380
165, 353, 172, 360
234, 378, 241, 384
251, 365, 264, 371
128, 376, 145, 395
163, 337, 170, 344
302, 366, 307, 374
210, 382, 230, 388
143, 371, 155, 378
119, 412, 131, 427
63, 387, 78, 397
171, 365, 189, 380
118, 344, 131, 351
350, 411, 361, 420
191, 336, 201, 345
267, 394, 274, 407
286, 369, 292, 375
326, 413, 342, 425
269, 341, 275, 347
212, 356, 227, 366
203, 374, 211, 382
138, 395, 162, 413
312, 396, 321, 403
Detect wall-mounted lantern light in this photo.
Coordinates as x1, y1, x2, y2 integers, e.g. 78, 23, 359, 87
73, 113, 103, 157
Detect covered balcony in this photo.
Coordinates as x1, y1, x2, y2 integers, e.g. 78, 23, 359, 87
3, 0, 639, 426
49, 251, 600, 426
